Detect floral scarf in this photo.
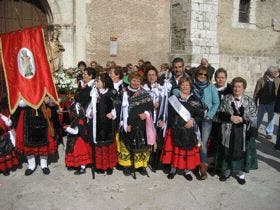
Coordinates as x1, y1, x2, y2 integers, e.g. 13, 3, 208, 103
192, 80, 209, 110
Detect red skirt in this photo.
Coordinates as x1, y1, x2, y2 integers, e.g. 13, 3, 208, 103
160, 128, 200, 170
0, 150, 19, 171
15, 110, 57, 156
95, 141, 117, 170
65, 137, 93, 167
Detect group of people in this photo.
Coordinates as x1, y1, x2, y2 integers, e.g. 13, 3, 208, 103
0, 57, 279, 186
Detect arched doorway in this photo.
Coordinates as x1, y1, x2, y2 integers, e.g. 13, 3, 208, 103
0, 0, 52, 34
0, 0, 52, 110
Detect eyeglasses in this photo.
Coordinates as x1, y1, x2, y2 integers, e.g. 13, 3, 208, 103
198, 73, 208, 76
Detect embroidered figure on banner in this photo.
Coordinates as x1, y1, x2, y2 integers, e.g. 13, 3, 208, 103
17, 48, 35, 78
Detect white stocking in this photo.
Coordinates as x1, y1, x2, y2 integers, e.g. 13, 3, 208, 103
238, 172, 245, 180
27, 155, 36, 170
40, 156, 48, 169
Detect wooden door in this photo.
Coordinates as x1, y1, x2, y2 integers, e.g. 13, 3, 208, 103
0, 0, 48, 34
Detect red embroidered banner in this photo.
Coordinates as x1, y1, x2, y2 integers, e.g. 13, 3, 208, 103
0, 26, 59, 113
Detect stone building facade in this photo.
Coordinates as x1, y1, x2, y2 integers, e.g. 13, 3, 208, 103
46, 0, 279, 91
218, 0, 280, 92
170, 0, 280, 92
16, 0, 279, 92
47, 0, 170, 69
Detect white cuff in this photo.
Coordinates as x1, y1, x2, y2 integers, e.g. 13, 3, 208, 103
66, 126, 78, 135
1, 115, 12, 127
8, 130, 16, 147
111, 108, 117, 120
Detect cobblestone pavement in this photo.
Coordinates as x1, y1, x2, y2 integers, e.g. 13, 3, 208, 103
0, 117, 279, 210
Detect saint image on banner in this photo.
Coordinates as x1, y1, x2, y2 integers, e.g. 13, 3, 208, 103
17, 48, 35, 79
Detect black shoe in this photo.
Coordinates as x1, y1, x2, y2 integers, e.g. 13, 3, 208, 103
184, 173, 193, 181
138, 167, 148, 176
115, 164, 123, 171
207, 165, 216, 176
163, 165, 171, 174
25, 168, 35, 176
106, 168, 113, 175
3, 170, 10, 176
193, 167, 200, 179
219, 175, 230, 182
167, 172, 176, 179
274, 145, 280, 150
74, 168, 86, 175
42, 167, 50, 175
67, 167, 75, 171
236, 177, 246, 185
123, 167, 131, 176
96, 169, 105, 174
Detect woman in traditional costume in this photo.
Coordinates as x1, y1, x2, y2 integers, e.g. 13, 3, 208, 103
74, 67, 96, 116
108, 66, 125, 126
117, 72, 154, 177
208, 68, 232, 173
64, 102, 92, 175
64, 67, 96, 175
216, 77, 258, 184
12, 98, 57, 176
160, 77, 204, 180
0, 112, 18, 176
92, 73, 118, 175
143, 66, 163, 170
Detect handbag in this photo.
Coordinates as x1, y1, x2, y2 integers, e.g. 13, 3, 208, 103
121, 126, 147, 153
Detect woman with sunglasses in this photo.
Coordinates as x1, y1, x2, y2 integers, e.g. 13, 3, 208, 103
192, 66, 219, 180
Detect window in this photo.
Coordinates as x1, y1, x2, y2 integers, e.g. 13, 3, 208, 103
232, 0, 256, 29
239, 0, 251, 23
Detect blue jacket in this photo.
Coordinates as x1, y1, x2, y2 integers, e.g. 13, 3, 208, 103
202, 83, 220, 119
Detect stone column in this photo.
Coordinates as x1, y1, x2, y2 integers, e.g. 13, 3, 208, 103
60, 25, 75, 68
170, 0, 219, 68
74, 0, 87, 63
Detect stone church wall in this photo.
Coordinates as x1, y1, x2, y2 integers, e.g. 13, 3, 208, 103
86, 0, 171, 68
218, 0, 280, 92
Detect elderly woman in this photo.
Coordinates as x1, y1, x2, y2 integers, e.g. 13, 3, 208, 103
160, 77, 204, 181
117, 72, 154, 177
192, 66, 219, 179
216, 77, 258, 184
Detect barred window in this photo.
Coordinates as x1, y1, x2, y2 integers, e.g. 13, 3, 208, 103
239, 0, 251, 23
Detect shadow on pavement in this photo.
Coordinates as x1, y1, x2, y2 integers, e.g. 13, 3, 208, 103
256, 133, 280, 172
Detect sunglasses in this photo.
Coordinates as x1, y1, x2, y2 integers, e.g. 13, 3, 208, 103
198, 73, 208, 76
